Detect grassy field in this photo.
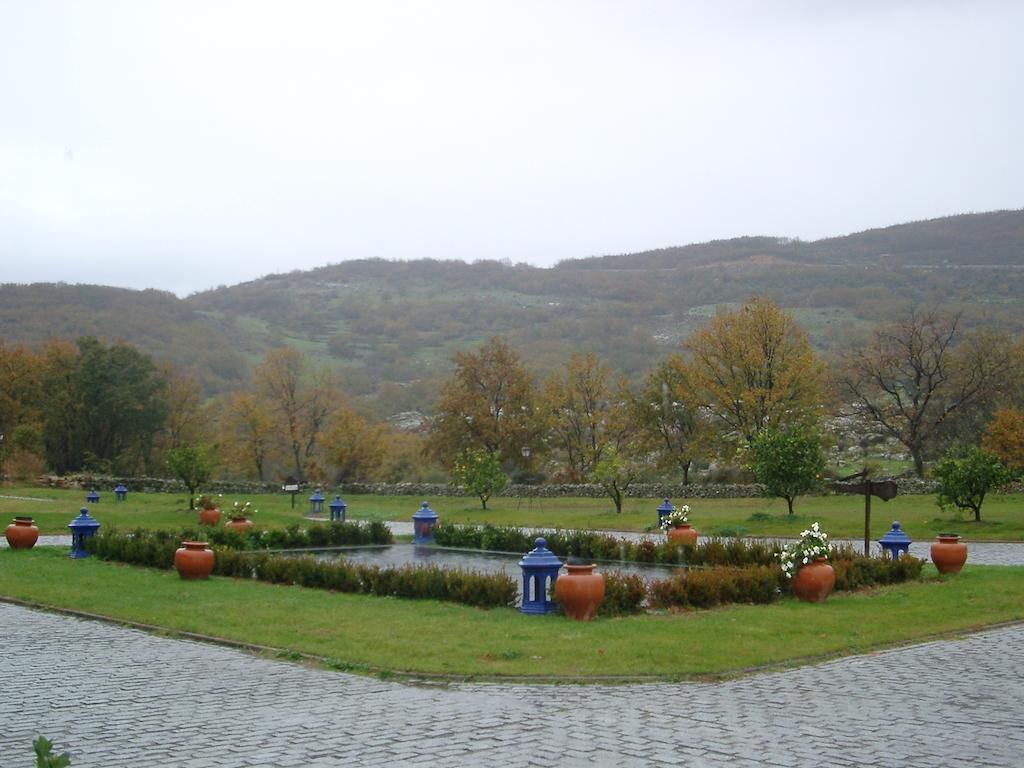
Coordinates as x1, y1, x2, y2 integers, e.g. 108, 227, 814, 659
1, 549, 1021, 680
3, 485, 1021, 541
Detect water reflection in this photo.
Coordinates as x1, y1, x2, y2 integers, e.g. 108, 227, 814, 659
283, 544, 680, 598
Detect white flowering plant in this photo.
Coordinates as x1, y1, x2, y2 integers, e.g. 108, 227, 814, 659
659, 505, 691, 531
778, 521, 832, 579
230, 500, 257, 519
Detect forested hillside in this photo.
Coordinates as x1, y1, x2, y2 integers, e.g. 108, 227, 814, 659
2, 209, 1022, 420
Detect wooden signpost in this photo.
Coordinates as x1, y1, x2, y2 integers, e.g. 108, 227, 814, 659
830, 470, 899, 555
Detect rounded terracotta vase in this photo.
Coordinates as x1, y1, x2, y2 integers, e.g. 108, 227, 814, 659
931, 534, 968, 575
667, 524, 698, 546
198, 507, 221, 526
5, 517, 40, 549
554, 564, 605, 621
225, 517, 253, 534
790, 557, 835, 603
174, 541, 215, 580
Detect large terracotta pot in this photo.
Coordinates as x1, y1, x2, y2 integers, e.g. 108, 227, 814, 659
198, 507, 221, 526
225, 517, 253, 534
5, 517, 39, 549
174, 541, 215, 580
790, 557, 835, 603
931, 534, 968, 575
554, 564, 605, 621
667, 523, 698, 546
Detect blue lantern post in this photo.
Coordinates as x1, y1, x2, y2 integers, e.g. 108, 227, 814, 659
518, 538, 563, 615
114, 484, 127, 503
879, 521, 912, 560
69, 507, 100, 558
309, 489, 325, 516
657, 498, 675, 530
86, 489, 100, 504
329, 495, 347, 522
412, 501, 438, 544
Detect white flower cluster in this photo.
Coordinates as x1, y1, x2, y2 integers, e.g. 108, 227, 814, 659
232, 500, 257, 517
659, 505, 691, 531
778, 521, 832, 579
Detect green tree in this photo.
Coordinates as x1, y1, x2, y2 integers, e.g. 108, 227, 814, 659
933, 445, 1012, 522
41, 337, 168, 474
746, 425, 826, 515
592, 444, 644, 514
167, 443, 218, 509
452, 448, 508, 510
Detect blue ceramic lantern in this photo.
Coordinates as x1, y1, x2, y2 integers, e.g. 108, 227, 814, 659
69, 507, 100, 559
879, 521, 912, 560
518, 538, 563, 615
657, 498, 675, 529
329, 495, 347, 522
412, 501, 438, 544
86, 489, 100, 504
309, 489, 325, 515
114, 484, 127, 502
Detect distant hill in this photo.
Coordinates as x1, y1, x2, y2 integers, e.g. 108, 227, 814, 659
2, 209, 1022, 419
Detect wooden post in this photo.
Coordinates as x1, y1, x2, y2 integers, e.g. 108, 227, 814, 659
864, 484, 871, 557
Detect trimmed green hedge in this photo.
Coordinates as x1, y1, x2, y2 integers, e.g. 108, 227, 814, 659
198, 520, 393, 550
433, 522, 780, 567
86, 529, 516, 609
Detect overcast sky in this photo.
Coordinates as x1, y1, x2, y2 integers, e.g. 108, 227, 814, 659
1, 1, 1022, 297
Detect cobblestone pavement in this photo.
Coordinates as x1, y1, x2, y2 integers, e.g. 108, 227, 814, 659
2, 602, 1022, 767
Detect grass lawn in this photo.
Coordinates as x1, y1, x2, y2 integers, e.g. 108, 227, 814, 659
3, 485, 1021, 541
2, 548, 1022, 680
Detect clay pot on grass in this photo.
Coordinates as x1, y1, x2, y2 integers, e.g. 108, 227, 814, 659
554, 564, 605, 621
5, 517, 39, 549
931, 534, 968, 575
790, 557, 835, 603
174, 541, 215, 580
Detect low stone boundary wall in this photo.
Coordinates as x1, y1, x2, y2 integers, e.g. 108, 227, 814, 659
34, 474, 1024, 498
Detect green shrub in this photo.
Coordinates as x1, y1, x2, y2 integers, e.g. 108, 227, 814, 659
597, 571, 646, 616
88, 529, 513, 609
648, 566, 783, 610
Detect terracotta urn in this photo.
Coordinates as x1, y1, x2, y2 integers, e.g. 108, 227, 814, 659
198, 507, 221, 526
790, 557, 835, 603
931, 534, 968, 575
174, 541, 215, 580
554, 564, 605, 621
667, 523, 698, 546
225, 517, 253, 534
5, 517, 40, 549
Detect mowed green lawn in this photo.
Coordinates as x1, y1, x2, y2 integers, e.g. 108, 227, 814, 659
2, 548, 1022, 680
2, 485, 1021, 541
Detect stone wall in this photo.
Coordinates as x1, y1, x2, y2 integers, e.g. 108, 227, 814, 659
36, 474, 281, 495
34, 474, 1024, 498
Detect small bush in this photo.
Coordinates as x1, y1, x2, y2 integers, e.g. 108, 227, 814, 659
597, 571, 646, 616
648, 566, 783, 610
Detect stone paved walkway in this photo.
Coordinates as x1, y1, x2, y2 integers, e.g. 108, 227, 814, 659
2, 602, 1021, 767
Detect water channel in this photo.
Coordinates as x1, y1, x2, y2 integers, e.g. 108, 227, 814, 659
270, 543, 685, 600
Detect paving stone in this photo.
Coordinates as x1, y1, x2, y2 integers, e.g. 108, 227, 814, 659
1, 603, 1022, 766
